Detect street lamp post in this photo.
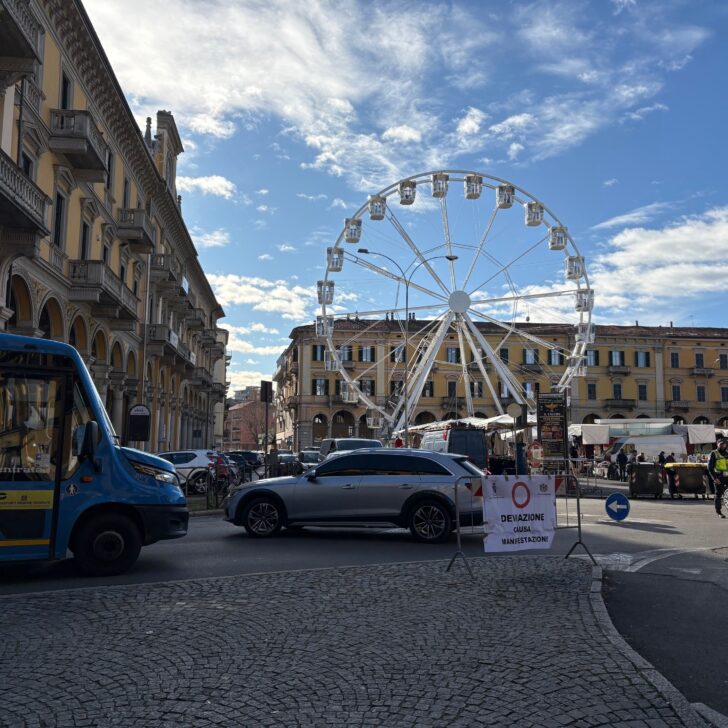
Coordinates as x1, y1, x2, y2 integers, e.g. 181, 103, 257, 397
358, 249, 456, 446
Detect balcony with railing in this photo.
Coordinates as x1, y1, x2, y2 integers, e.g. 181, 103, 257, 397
48, 244, 66, 275
49, 109, 109, 181
690, 367, 714, 377
666, 400, 690, 411
15, 76, 42, 115
186, 307, 206, 329
604, 398, 636, 410
607, 365, 632, 375
117, 208, 156, 253
200, 328, 216, 346
0, 0, 41, 87
150, 254, 181, 287
190, 367, 213, 386
145, 324, 180, 356
68, 260, 138, 319
0, 148, 48, 235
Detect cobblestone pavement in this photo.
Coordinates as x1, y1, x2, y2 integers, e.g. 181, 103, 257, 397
0, 557, 705, 727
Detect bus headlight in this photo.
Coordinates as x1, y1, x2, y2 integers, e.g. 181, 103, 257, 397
130, 460, 178, 485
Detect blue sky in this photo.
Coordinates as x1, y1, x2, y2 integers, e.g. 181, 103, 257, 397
84, 0, 728, 389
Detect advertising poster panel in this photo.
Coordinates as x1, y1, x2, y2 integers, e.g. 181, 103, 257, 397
483, 475, 557, 553
537, 392, 568, 472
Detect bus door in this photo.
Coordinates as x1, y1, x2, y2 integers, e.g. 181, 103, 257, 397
0, 366, 69, 561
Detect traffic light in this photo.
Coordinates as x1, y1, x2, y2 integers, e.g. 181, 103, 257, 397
260, 380, 273, 403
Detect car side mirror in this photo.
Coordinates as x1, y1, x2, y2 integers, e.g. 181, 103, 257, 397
306, 469, 317, 481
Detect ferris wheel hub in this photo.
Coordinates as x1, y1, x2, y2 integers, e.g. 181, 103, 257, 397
448, 290, 471, 314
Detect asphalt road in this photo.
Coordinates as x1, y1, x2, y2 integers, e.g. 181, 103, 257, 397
2, 487, 727, 717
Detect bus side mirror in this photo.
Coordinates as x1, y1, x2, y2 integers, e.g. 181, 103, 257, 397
80, 421, 99, 461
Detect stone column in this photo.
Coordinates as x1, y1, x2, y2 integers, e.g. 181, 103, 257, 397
170, 398, 179, 449
109, 373, 126, 436
146, 384, 156, 452
91, 363, 110, 406
180, 405, 189, 449
157, 392, 168, 452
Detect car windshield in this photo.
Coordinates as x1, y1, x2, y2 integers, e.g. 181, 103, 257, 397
335, 439, 382, 450
452, 457, 484, 477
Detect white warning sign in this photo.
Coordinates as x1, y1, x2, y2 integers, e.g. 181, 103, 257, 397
483, 476, 557, 553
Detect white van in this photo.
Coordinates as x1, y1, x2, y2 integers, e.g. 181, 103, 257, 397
419, 427, 488, 470
605, 435, 687, 463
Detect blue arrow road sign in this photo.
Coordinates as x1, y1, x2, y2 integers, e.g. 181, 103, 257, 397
605, 492, 630, 522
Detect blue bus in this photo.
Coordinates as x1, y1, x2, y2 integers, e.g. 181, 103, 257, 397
0, 333, 188, 575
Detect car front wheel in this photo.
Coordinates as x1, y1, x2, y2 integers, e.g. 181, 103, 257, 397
408, 500, 451, 543
74, 513, 142, 576
241, 497, 283, 538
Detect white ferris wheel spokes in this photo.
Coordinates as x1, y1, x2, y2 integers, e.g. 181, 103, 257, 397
317, 170, 594, 436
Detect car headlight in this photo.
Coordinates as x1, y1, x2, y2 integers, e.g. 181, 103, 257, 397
130, 460, 179, 485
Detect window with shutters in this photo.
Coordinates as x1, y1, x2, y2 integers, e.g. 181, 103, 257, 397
447, 381, 457, 397
446, 347, 460, 364
613, 382, 622, 399
312, 378, 329, 396
423, 381, 434, 398
586, 350, 599, 367
670, 351, 679, 368
548, 349, 563, 366
312, 344, 325, 361
470, 381, 483, 398
635, 351, 650, 368
359, 345, 375, 362
697, 385, 706, 402
524, 348, 538, 364
587, 383, 597, 400
672, 384, 681, 401
610, 351, 625, 366
695, 352, 704, 368
638, 384, 647, 401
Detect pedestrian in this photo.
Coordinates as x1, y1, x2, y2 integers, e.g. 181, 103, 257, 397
665, 452, 676, 464
707, 439, 728, 519
616, 448, 628, 482
658, 451, 666, 465
637, 452, 646, 463
393, 435, 404, 448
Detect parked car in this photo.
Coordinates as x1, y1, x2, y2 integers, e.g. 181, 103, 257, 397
319, 437, 383, 458
297, 450, 322, 470
157, 449, 216, 493
223, 448, 483, 543
277, 453, 303, 476
419, 426, 488, 470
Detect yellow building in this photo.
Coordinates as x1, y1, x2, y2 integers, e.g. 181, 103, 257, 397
0, 0, 227, 450
273, 320, 728, 449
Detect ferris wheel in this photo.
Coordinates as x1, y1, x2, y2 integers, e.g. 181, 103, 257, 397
317, 170, 594, 436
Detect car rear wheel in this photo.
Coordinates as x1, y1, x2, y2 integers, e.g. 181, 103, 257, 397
408, 500, 451, 543
241, 498, 283, 538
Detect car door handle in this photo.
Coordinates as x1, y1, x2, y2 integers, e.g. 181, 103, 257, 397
400, 483, 413, 489
341, 483, 355, 489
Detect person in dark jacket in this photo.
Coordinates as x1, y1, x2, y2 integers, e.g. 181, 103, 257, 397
616, 449, 628, 482
707, 439, 728, 518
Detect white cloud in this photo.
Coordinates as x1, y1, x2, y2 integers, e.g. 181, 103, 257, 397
256, 188, 269, 195
329, 198, 348, 209
456, 107, 487, 137
611, 0, 636, 14
592, 202, 672, 230
297, 192, 328, 201
190, 226, 230, 249
177, 175, 237, 199
382, 125, 422, 143
258, 253, 273, 261
85, 0, 710, 184
488, 113, 535, 139
507, 142, 524, 160
603, 178, 619, 188
256, 204, 276, 214
208, 273, 314, 320
591, 206, 728, 319
254, 220, 267, 230
277, 244, 296, 253
622, 102, 669, 122
245, 359, 259, 365
228, 369, 275, 389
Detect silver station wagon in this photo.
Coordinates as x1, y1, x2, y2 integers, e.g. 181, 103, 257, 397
223, 448, 483, 543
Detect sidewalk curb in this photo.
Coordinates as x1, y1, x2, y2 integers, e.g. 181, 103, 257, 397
590, 564, 708, 727
189, 509, 223, 518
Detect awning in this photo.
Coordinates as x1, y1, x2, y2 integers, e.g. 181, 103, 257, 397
580, 424, 611, 445
671, 424, 717, 444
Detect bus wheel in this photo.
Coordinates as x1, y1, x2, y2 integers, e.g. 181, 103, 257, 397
74, 513, 142, 576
